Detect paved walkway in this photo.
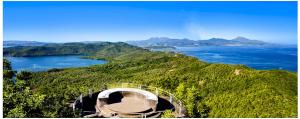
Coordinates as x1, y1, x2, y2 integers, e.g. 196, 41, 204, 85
104, 96, 152, 113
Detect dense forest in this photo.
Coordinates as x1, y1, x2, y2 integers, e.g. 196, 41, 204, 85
3, 42, 146, 60
3, 42, 297, 118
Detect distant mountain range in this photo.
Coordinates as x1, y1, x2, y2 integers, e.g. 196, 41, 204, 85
3, 41, 106, 47
4, 41, 48, 47
126, 36, 271, 47
4, 36, 275, 48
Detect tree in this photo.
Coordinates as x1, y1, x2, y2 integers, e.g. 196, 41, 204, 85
6, 106, 26, 118
3, 58, 12, 70
186, 86, 198, 117
4, 81, 46, 118
197, 103, 210, 118
3, 70, 14, 79
175, 83, 186, 100
3, 59, 46, 118
161, 109, 175, 118
3, 58, 14, 79
16, 71, 32, 81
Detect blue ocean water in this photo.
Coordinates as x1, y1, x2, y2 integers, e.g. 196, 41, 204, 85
175, 46, 297, 72
6, 55, 107, 72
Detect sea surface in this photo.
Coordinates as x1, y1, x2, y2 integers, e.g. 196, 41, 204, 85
175, 46, 297, 72
6, 55, 107, 72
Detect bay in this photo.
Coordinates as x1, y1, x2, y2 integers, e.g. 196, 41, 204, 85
6, 55, 107, 72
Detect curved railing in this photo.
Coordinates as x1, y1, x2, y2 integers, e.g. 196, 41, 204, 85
72, 82, 186, 118
106, 82, 185, 117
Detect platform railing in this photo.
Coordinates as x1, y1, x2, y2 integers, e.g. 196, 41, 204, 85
106, 82, 185, 117
72, 82, 186, 118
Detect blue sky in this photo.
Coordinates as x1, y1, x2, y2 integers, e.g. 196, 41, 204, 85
4, 1, 297, 44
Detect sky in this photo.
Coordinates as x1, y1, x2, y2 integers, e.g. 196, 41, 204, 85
4, 1, 298, 44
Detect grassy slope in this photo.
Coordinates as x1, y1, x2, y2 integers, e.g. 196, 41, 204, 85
25, 43, 297, 117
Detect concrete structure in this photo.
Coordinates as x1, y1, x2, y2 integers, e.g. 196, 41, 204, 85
71, 83, 186, 118
96, 88, 159, 118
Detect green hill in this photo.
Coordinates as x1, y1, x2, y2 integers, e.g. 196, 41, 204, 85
3, 42, 297, 118
3, 42, 146, 60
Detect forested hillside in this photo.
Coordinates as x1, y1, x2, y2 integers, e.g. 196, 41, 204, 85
3, 42, 297, 118
3, 42, 146, 60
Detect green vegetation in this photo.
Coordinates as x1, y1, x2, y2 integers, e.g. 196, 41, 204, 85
3, 59, 46, 118
3, 59, 14, 79
161, 110, 175, 118
3, 42, 297, 118
4, 42, 146, 60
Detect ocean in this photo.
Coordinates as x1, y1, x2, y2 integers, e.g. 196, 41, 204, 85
175, 46, 297, 72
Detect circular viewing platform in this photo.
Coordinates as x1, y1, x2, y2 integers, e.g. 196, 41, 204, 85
98, 88, 158, 114
72, 83, 186, 118
97, 88, 159, 117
